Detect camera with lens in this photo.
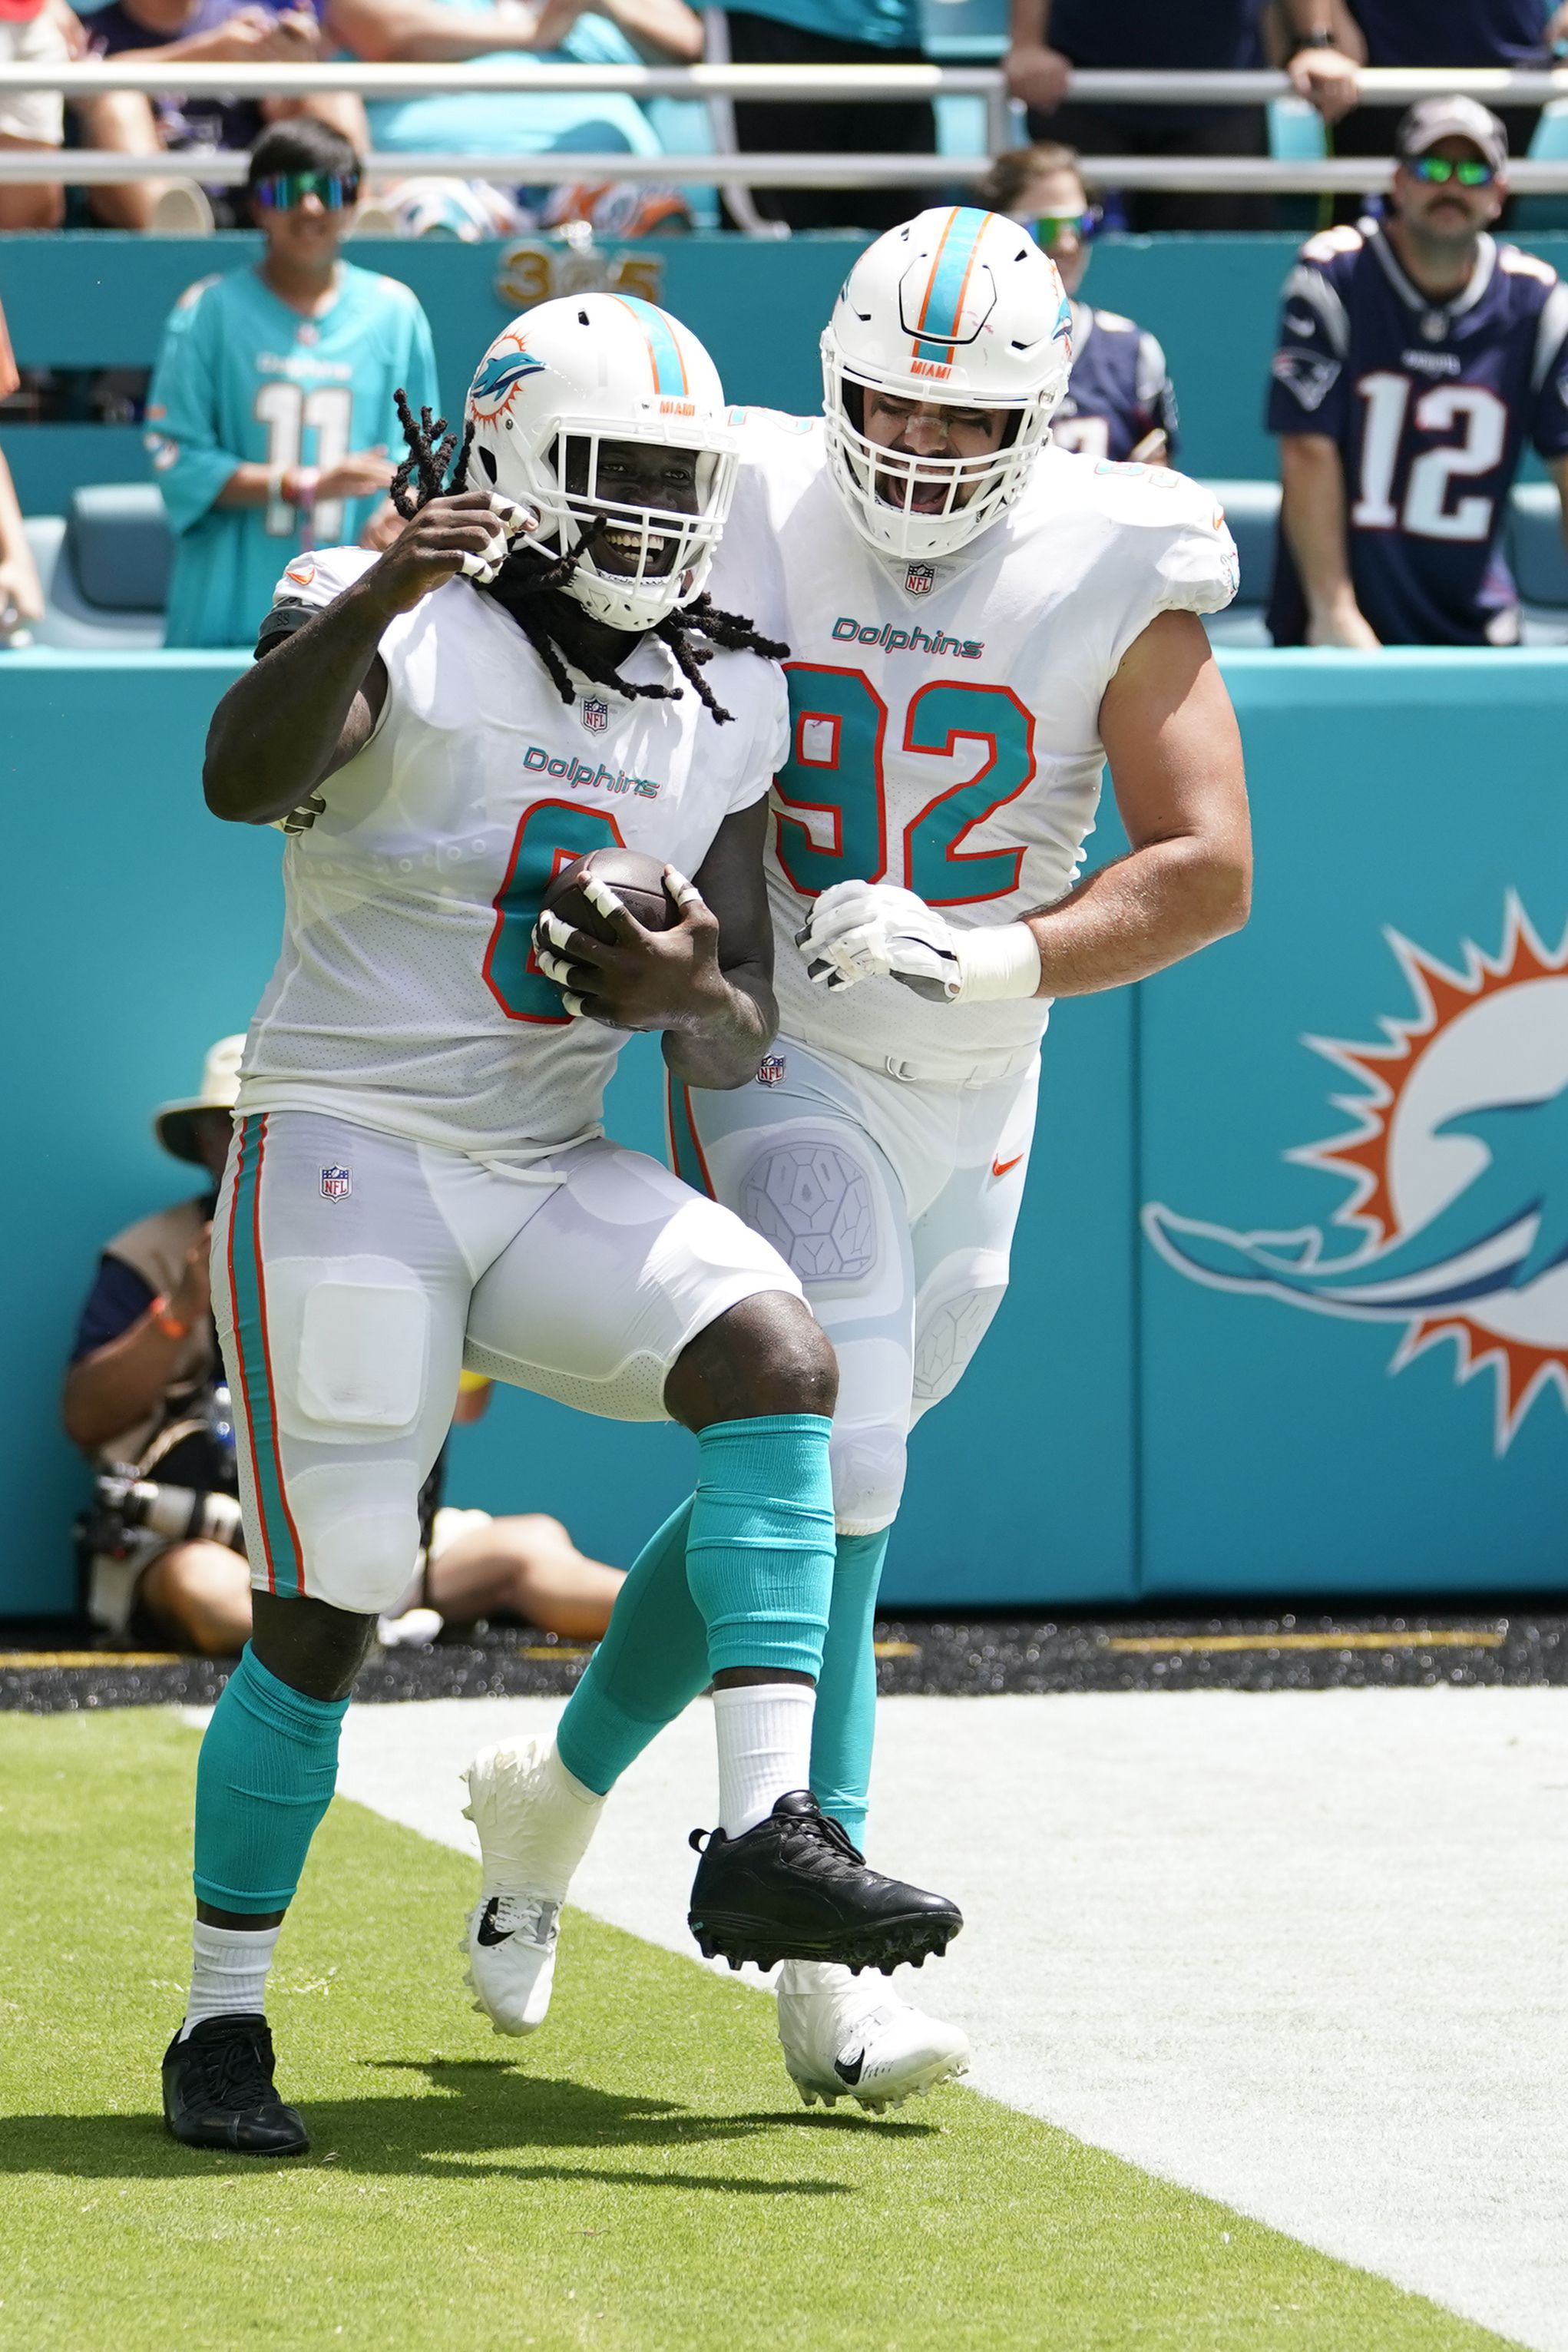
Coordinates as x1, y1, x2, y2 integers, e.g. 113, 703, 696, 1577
78, 1381, 245, 1560
84, 1470, 245, 1558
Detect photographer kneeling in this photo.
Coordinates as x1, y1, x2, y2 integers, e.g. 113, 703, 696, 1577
65, 1039, 624, 1655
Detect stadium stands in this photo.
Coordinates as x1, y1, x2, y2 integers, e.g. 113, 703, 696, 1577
22, 475, 1568, 649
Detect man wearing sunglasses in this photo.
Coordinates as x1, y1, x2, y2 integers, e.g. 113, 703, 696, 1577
978, 141, 1178, 467
146, 119, 438, 648
1268, 96, 1568, 649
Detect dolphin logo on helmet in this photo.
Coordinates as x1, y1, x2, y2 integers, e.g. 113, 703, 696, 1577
470, 346, 546, 415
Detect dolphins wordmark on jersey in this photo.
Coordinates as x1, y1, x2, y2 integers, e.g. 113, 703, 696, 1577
236, 544, 788, 1158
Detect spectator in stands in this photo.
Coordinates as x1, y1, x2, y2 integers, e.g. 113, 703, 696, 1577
84, 0, 369, 234
1288, 3, 1553, 169
1267, 98, 1568, 647
979, 144, 1179, 464
711, 0, 933, 233
146, 120, 437, 647
65, 1038, 626, 1656
0, 0, 72, 228
1004, 0, 1272, 232
326, 0, 700, 177
0, 293, 45, 643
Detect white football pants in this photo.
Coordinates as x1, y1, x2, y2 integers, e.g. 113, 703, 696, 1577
673, 1037, 1038, 1536
212, 1109, 801, 1613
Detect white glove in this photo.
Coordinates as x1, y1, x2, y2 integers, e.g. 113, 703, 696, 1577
460, 492, 538, 586
796, 881, 962, 1001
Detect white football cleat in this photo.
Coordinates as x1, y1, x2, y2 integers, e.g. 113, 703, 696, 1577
776, 1960, 970, 2114
459, 1737, 605, 2036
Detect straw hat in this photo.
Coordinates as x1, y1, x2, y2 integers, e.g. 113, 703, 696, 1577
153, 1036, 245, 1164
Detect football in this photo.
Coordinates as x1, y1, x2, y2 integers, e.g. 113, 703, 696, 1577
541, 847, 677, 942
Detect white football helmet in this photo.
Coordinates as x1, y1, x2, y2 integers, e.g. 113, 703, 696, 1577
464, 293, 739, 631
821, 207, 1073, 562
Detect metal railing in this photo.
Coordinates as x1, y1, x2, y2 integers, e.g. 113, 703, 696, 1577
2, 65, 1567, 195
5, 63, 1568, 102
12, 151, 1568, 193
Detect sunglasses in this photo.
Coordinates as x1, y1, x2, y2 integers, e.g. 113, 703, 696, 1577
1033, 207, 1101, 244
1409, 154, 1496, 187
253, 170, 361, 211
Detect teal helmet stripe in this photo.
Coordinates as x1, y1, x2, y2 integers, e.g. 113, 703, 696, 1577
912, 206, 991, 365
612, 294, 689, 396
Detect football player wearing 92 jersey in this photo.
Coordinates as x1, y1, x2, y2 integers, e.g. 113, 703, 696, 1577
463, 210, 1252, 2114
163, 293, 964, 2159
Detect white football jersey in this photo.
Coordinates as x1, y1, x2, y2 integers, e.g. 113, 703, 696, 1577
237, 546, 788, 1156
710, 414, 1238, 1087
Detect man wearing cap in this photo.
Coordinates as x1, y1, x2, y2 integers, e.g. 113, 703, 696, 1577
64, 1040, 248, 1650
1267, 98, 1568, 647
64, 1040, 624, 1652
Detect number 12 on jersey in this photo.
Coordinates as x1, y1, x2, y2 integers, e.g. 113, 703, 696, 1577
773, 665, 1034, 905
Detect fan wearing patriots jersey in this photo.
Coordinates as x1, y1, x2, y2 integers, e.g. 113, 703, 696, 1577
147, 121, 438, 650
531, 207, 1251, 2115
1267, 95, 1568, 648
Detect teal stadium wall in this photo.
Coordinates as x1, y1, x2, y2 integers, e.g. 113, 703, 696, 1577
3, 649, 1565, 1617
10, 230, 1568, 514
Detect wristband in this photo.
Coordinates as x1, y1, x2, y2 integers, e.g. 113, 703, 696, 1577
283, 466, 319, 513
953, 922, 1042, 1004
150, 1293, 192, 1341
266, 465, 286, 504
1293, 27, 1335, 45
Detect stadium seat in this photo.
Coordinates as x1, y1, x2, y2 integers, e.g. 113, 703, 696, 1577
1507, 483, 1568, 641
21, 485, 168, 650
1199, 478, 1278, 647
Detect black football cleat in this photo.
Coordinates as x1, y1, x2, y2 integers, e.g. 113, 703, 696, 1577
161, 2015, 309, 2156
687, 1791, 963, 1975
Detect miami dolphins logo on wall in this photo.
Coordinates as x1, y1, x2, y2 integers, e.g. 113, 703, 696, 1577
1143, 898, 1568, 1454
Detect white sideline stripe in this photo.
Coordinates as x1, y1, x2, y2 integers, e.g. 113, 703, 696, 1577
187, 1687, 1568, 2352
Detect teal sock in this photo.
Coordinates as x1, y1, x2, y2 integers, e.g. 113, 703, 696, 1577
556, 1415, 835, 1792
809, 1529, 891, 1850
686, 1414, 835, 1680
193, 1646, 349, 1914
557, 1500, 708, 1796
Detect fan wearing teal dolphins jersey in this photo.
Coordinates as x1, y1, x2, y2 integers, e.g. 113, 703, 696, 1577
147, 120, 439, 650
458, 207, 1253, 2119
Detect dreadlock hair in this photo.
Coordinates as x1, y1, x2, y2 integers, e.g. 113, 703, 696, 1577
392, 389, 789, 725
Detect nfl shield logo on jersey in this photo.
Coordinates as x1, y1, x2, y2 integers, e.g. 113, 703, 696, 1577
581, 696, 609, 733
756, 1054, 786, 1087
905, 562, 935, 597
320, 1165, 352, 1200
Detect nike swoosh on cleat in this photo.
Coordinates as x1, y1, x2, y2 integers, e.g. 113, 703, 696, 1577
475, 1899, 514, 1949
834, 2046, 867, 2086
991, 1153, 1024, 1178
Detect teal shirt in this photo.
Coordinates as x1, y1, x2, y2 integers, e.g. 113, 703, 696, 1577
366, 5, 661, 157
147, 260, 439, 649
728, 0, 921, 49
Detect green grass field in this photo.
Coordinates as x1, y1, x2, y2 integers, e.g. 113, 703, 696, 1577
0, 1710, 1518, 2352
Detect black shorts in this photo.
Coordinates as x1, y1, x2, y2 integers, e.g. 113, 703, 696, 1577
1024, 97, 1274, 233
723, 10, 937, 233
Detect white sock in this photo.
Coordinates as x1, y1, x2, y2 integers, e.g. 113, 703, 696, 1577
180, 1921, 281, 2036
712, 1682, 815, 1838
